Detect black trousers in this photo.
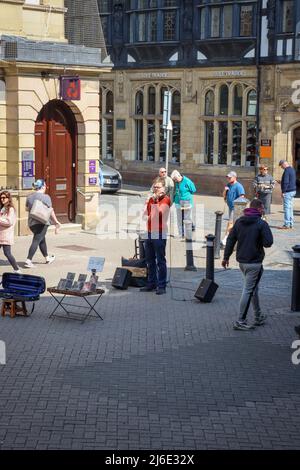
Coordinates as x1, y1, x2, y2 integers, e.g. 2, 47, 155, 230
0, 245, 18, 270
28, 224, 48, 260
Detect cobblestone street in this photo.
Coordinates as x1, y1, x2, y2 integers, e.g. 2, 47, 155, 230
0, 192, 300, 450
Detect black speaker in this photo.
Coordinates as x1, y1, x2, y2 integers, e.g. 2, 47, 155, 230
194, 278, 218, 303
112, 268, 132, 290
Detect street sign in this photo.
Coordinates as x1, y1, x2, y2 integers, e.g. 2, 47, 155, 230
163, 91, 172, 129
260, 139, 272, 158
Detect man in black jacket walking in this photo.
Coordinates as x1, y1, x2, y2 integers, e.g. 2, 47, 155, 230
222, 199, 273, 331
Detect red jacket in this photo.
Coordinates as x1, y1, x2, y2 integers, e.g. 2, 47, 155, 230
146, 195, 171, 234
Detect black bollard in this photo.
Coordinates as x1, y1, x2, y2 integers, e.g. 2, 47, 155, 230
138, 234, 146, 260
291, 245, 300, 311
214, 211, 223, 259
205, 234, 215, 281
184, 219, 197, 271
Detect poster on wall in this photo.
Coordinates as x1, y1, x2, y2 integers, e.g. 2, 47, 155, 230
21, 150, 35, 189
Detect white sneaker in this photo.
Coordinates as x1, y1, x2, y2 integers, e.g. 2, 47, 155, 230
45, 255, 55, 264
14, 269, 22, 274
24, 260, 35, 268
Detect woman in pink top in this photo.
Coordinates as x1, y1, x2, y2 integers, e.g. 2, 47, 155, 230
0, 191, 21, 273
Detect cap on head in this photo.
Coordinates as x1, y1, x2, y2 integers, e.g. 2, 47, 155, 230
226, 171, 237, 178
33, 179, 45, 190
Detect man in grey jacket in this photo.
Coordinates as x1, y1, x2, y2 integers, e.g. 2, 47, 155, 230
253, 165, 275, 214
149, 168, 174, 204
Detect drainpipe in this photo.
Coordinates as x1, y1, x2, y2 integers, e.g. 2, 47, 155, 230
255, 0, 263, 172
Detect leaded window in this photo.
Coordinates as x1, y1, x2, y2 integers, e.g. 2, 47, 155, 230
219, 85, 229, 116
205, 90, 214, 116
163, 10, 177, 41
282, 1, 294, 33
247, 90, 257, 116
205, 121, 214, 165
240, 5, 253, 37
148, 86, 156, 114
135, 91, 144, 115
218, 122, 228, 164
172, 90, 181, 116
233, 85, 243, 116
202, 84, 256, 167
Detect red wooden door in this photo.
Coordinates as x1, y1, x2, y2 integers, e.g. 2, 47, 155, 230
35, 101, 76, 223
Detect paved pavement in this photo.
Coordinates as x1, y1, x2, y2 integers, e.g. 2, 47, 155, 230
0, 190, 300, 450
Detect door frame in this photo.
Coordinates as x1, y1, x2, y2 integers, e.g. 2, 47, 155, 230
35, 100, 78, 222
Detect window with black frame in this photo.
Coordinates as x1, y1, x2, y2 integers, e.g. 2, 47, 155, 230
134, 86, 181, 162
198, 1, 254, 39
280, 0, 294, 33
128, 0, 178, 43
202, 84, 256, 167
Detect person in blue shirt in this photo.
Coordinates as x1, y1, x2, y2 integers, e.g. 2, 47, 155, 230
278, 160, 297, 229
171, 170, 196, 238
221, 171, 245, 246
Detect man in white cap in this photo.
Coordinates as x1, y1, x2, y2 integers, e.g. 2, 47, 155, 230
221, 171, 245, 246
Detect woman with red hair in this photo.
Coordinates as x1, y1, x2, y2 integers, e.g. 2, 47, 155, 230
0, 191, 21, 273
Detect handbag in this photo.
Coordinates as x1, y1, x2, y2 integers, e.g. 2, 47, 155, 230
30, 199, 52, 224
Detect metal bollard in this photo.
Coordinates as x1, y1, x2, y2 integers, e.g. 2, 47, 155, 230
291, 245, 300, 311
184, 219, 197, 271
205, 234, 215, 281
214, 211, 223, 259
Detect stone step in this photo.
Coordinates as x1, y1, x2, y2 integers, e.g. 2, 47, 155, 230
48, 223, 82, 233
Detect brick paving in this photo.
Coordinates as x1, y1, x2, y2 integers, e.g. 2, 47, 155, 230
0, 192, 300, 449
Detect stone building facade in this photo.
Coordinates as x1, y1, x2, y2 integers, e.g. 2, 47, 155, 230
0, 0, 111, 235
87, 0, 300, 201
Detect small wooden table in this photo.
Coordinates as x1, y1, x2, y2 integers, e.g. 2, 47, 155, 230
48, 287, 105, 322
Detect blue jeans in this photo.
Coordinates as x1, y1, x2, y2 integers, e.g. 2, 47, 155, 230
145, 235, 167, 289
283, 191, 296, 227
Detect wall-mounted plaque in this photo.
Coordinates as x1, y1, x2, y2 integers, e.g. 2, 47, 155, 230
89, 160, 96, 173
89, 177, 97, 185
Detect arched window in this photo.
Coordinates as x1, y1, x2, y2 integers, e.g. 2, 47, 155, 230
233, 84, 243, 115
247, 89, 257, 116
106, 91, 114, 114
0, 79, 5, 101
205, 90, 214, 116
219, 85, 228, 115
172, 90, 181, 116
135, 90, 144, 115
100, 88, 114, 160
148, 86, 156, 115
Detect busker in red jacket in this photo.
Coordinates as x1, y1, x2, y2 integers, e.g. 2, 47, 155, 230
140, 177, 171, 295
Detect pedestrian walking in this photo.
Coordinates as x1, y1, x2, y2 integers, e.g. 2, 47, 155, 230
140, 177, 171, 295
222, 199, 273, 331
170, 170, 196, 238
24, 179, 61, 268
253, 165, 276, 215
278, 160, 297, 229
0, 191, 21, 273
149, 167, 174, 203
221, 171, 245, 246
